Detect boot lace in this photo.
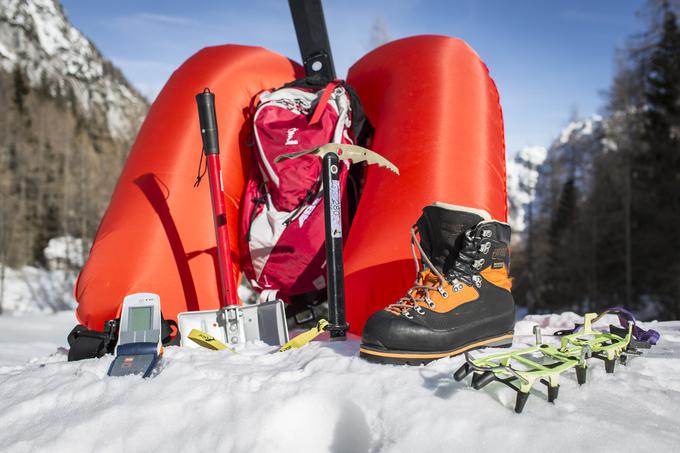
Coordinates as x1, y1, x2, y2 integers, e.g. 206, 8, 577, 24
386, 226, 449, 318
446, 229, 484, 289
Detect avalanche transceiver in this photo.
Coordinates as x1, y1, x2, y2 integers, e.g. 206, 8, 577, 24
107, 293, 163, 378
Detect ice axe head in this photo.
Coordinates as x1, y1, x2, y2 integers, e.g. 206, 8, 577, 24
273, 143, 400, 175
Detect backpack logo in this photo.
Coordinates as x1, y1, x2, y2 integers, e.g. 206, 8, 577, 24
285, 128, 299, 145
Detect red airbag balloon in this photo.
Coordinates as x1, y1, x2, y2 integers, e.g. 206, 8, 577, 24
75, 45, 301, 330
74, 36, 507, 336
344, 36, 508, 333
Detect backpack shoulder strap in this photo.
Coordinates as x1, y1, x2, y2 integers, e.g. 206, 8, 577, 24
67, 319, 119, 362
161, 316, 181, 346
281, 77, 372, 143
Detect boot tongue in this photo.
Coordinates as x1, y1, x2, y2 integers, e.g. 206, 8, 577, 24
386, 269, 439, 314
420, 269, 439, 287
416, 204, 489, 275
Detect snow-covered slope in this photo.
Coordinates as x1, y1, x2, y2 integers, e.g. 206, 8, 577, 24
1, 236, 84, 315
0, 265, 76, 314
506, 145, 547, 234
0, 0, 147, 139
507, 115, 607, 237
0, 313, 678, 453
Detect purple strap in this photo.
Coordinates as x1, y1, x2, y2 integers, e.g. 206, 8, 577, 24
608, 306, 660, 345
555, 307, 660, 346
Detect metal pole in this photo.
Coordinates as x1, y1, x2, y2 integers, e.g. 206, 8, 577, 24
322, 152, 348, 339
288, 0, 336, 81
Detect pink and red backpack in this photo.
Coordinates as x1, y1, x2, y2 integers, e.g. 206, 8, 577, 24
240, 80, 364, 300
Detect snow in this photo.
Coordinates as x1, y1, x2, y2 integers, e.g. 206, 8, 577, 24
506, 145, 547, 234
24, 0, 72, 56
1, 311, 679, 452
43, 235, 88, 269
558, 115, 602, 145
0, 265, 76, 314
0, 40, 16, 61
1, 236, 83, 315
0, 310, 74, 367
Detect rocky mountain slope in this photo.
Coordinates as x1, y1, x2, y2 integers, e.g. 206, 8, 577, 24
0, 0, 148, 268
0, 0, 147, 139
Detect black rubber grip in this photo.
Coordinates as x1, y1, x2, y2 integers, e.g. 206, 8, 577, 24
196, 90, 220, 156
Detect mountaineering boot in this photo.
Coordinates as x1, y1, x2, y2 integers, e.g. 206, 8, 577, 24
360, 202, 515, 365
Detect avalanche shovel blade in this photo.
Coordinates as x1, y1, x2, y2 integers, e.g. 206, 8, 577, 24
177, 300, 289, 348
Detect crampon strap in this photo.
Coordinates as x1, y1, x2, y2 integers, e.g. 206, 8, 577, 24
187, 329, 235, 352
186, 319, 329, 353
554, 307, 660, 345
279, 319, 329, 352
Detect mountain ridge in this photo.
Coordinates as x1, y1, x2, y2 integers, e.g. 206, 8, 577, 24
0, 0, 149, 268
0, 0, 148, 139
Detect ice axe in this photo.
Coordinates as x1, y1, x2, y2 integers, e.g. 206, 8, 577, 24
275, 144, 399, 340
275, 143, 400, 176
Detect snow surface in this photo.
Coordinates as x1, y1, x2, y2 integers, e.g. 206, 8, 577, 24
0, 312, 678, 453
0, 265, 76, 314
1, 236, 84, 314
0, 310, 74, 367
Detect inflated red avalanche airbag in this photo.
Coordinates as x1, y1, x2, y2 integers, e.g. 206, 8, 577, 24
75, 36, 507, 336
75, 45, 302, 330
344, 36, 507, 333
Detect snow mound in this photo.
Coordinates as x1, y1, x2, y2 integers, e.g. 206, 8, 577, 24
43, 235, 89, 269
0, 265, 76, 314
1, 313, 679, 452
1, 236, 82, 315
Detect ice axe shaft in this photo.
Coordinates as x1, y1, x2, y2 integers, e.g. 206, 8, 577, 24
322, 152, 349, 340
276, 144, 399, 340
195, 89, 240, 307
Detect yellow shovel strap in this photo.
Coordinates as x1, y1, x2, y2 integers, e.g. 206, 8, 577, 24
279, 319, 329, 352
188, 329, 234, 352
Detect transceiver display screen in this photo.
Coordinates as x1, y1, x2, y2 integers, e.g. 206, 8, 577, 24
129, 307, 153, 331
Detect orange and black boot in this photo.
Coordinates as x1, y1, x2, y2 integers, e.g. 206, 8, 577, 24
359, 202, 515, 365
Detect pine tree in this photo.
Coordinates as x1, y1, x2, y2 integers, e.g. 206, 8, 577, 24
644, 5, 680, 145
12, 65, 30, 118
634, 2, 680, 317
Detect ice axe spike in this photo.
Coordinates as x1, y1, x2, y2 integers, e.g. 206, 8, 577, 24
274, 143, 400, 175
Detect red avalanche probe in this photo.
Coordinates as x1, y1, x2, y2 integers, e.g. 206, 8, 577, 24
195, 89, 240, 307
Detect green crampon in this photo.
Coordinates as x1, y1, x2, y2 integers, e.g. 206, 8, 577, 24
453, 313, 640, 413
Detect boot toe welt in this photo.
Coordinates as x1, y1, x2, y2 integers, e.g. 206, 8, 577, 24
361, 310, 432, 351
360, 310, 396, 349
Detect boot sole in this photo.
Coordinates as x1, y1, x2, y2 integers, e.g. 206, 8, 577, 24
359, 331, 514, 365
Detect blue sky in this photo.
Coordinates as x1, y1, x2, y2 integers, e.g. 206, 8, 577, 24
61, 0, 646, 154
